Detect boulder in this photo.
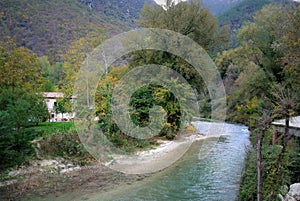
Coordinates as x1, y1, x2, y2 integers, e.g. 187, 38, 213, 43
283, 183, 300, 201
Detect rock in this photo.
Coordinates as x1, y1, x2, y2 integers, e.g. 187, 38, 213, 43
60, 166, 81, 174
283, 183, 300, 201
285, 194, 296, 201
0, 179, 18, 187
40, 160, 59, 167
58, 164, 66, 169
67, 163, 74, 168
288, 183, 300, 201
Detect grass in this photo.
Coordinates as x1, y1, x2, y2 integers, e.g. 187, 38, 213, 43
31, 122, 76, 136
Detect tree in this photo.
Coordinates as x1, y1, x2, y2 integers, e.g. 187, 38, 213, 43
270, 84, 297, 167
128, 0, 230, 122
39, 56, 66, 91
0, 88, 48, 170
215, 3, 300, 124
54, 98, 72, 120
0, 40, 43, 92
62, 34, 105, 96
255, 111, 272, 201
138, 0, 229, 53
277, 5, 300, 102
133, 0, 229, 93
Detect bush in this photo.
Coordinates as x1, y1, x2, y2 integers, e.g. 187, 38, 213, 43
39, 131, 93, 166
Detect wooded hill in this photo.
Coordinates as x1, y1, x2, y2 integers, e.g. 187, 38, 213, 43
0, 0, 155, 62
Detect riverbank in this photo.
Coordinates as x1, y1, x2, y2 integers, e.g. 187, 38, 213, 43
0, 133, 208, 200
107, 133, 209, 174
0, 162, 148, 201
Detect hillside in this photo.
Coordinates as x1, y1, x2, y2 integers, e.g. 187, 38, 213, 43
78, 0, 155, 24
201, 0, 243, 15
218, 0, 274, 32
0, 0, 155, 62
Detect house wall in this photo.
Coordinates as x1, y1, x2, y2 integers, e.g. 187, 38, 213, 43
45, 98, 57, 113
272, 125, 300, 137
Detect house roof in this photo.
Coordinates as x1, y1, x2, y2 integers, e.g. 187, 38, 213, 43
41, 92, 64, 98
272, 116, 300, 129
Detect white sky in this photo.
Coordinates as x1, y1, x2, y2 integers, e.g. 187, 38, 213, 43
153, 0, 187, 6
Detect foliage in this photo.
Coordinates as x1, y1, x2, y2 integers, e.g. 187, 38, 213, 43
130, 0, 231, 121
202, 0, 243, 16
54, 98, 72, 118
0, 40, 43, 91
39, 56, 66, 91
288, 138, 300, 183
61, 34, 105, 95
138, 0, 230, 54
0, 88, 48, 170
218, 0, 274, 37
238, 128, 294, 201
130, 84, 183, 139
78, 0, 155, 27
219, 4, 300, 200
216, 3, 300, 124
94, 66, 158, 151
184, 124, 197, 133
95, 65, 194, 147
0, 0, 111, 62
277, 5, 300, 104
236, 96, 263, 128
39, 130, 92, 166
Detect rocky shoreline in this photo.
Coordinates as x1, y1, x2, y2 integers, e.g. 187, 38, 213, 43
0, 160, 150, 201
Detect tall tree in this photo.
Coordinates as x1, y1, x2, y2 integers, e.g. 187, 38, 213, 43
138, 0, 230, 54
215, 4, 300, 124
255, 111, 272, 201
62, 34, 105, 96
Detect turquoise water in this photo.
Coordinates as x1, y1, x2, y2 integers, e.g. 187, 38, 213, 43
91, 122, 250, 201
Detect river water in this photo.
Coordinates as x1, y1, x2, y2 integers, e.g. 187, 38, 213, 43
86, 122, 250, 201
29, 122, 250, 201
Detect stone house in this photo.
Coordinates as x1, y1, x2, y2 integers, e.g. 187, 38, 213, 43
41, 92, 75, 122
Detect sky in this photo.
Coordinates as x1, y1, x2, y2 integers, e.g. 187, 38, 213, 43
153, 0, 187, 6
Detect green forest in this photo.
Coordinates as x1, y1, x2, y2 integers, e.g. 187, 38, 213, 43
0, 0, 299, 200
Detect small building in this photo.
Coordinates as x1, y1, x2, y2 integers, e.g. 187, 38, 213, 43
41, 92, 75, 122
272, 116, 300, 137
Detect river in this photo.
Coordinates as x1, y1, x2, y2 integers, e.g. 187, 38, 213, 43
29, 122, 250, 201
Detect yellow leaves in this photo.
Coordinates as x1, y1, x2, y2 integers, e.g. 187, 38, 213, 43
0, 41, 42, 91
184, 124, 197, 133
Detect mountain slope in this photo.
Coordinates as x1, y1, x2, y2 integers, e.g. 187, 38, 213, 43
218, 0, 275, 32
201, 0, 243, 15
78, 0, 155, 24
0, 0, 155, 62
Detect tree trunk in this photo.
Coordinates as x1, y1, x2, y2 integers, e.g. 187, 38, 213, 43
277, 116, 291, 168
257, 129, 265, 201
272, 131, 278, 145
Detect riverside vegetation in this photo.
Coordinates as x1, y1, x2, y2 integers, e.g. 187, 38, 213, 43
0, 0, 299, 200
